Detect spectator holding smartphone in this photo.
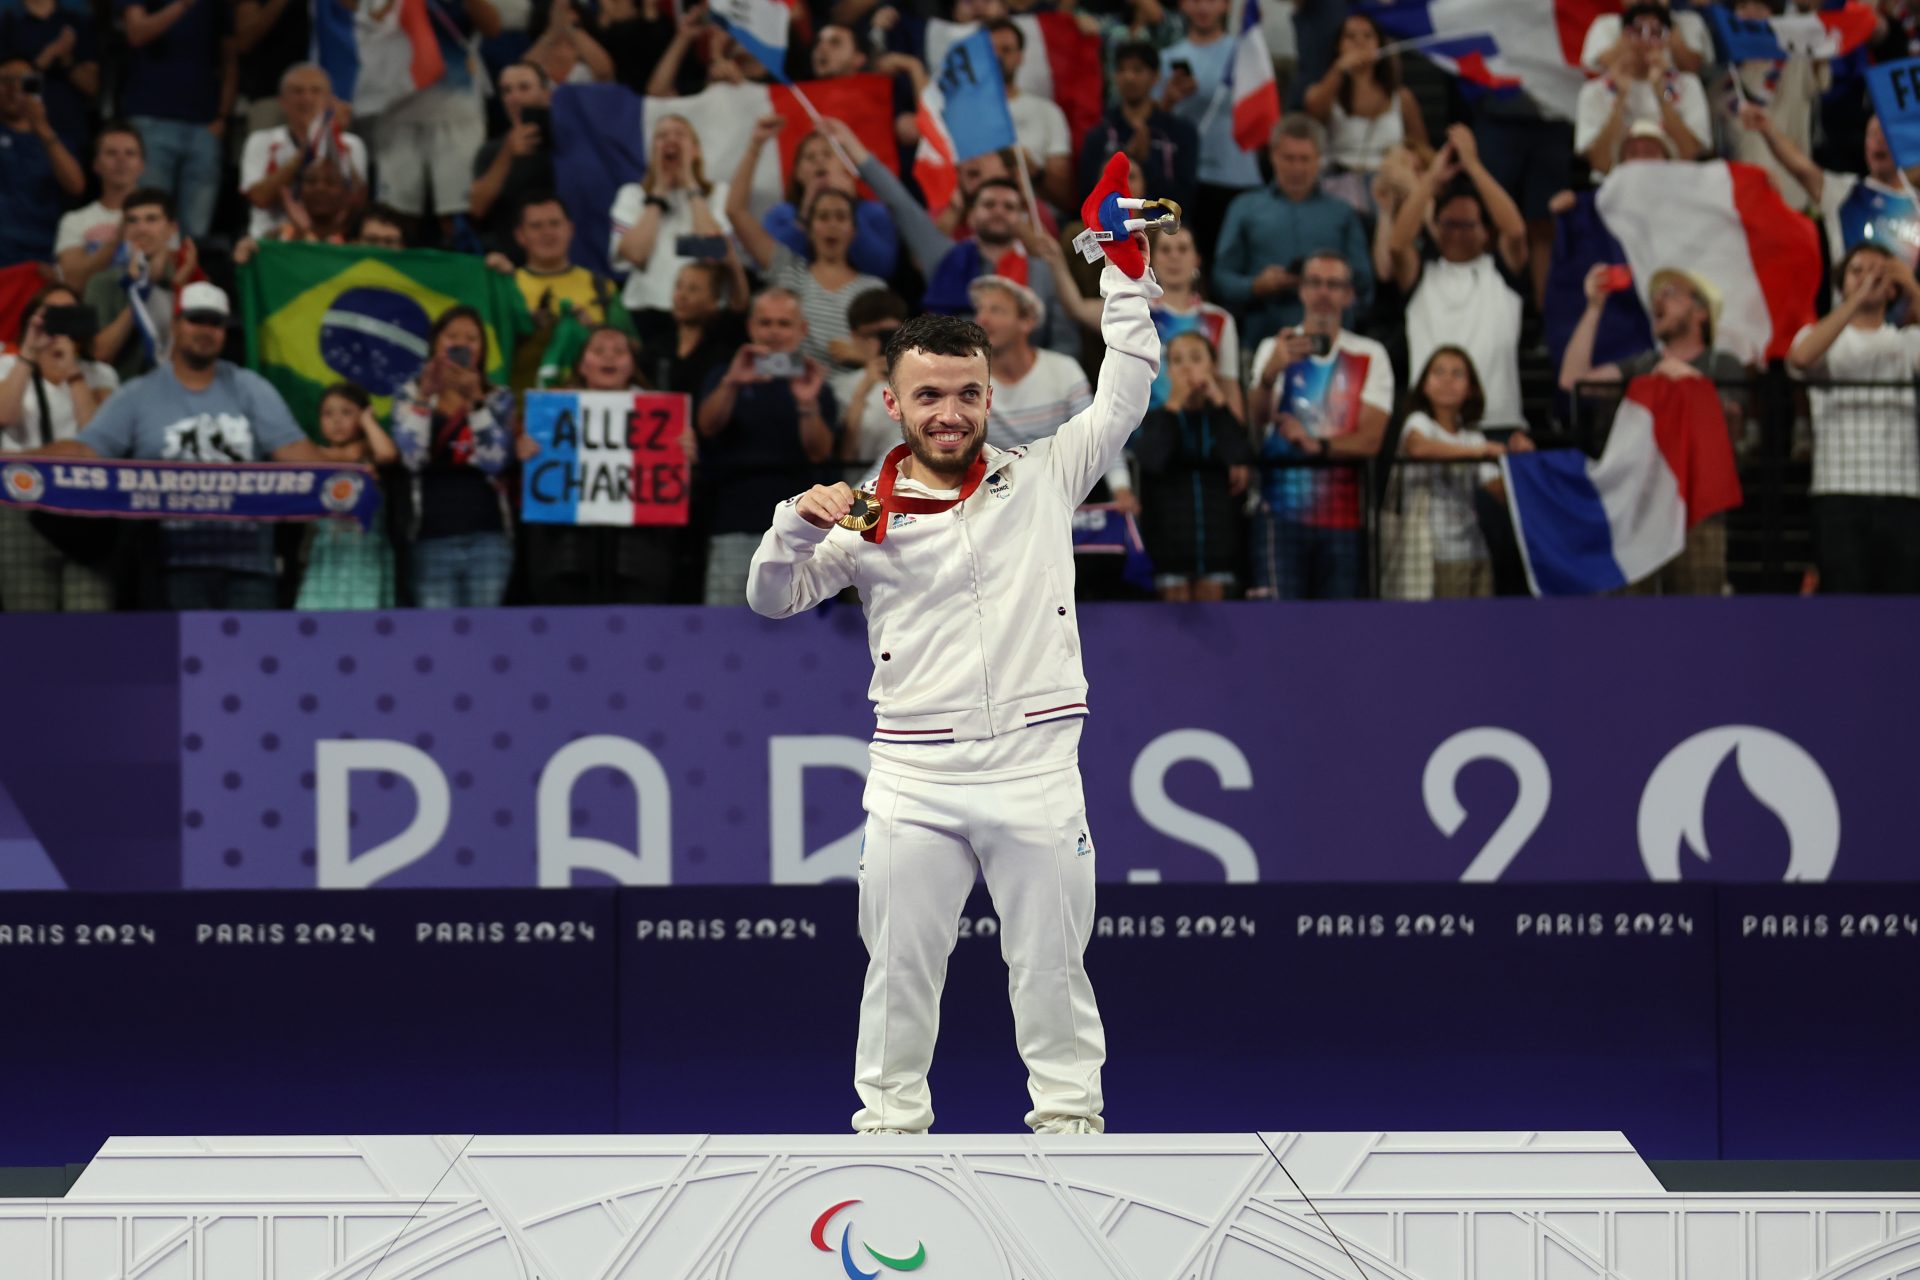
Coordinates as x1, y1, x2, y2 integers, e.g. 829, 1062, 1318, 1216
1135, 331, 1253, 601
296, 381, 397, 610
611, 113, 733, 337
695, 287, 838, 604
469, 61, 556, 255
0, 56, 85, 266
391, 305, 517, 607
0, 0, 101, 161
0, 284, 119, 611
729, 114, 887, 369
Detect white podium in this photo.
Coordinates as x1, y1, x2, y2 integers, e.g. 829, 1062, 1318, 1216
4, 1132, 1918, 1279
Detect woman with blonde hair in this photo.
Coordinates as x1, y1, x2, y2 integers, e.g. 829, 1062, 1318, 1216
609, 113, 735, 333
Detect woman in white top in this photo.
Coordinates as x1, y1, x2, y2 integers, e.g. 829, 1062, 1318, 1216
1303, 13, 1431, 218
0, 283, 121, 610
1395, 344, 1521, 598
609, 114, 734, 322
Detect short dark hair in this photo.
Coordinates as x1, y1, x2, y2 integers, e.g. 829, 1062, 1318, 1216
1113, 40, 1160, 73
1406, 344, 1487, 429
848, 287, 909, 330
516, 190, 569, 224
123, 186, 176, 222
512, 59, 553, 87
884, 313, 992, 379
320, 381, 372, 412
358, 203, 409, 239
985, 16, 1024, 47
1621, 1, 1671, 26
679, 258, 730, 306
94, 120, 144, 160
1840, 240, 1896, 278
968, 177, 1022, 212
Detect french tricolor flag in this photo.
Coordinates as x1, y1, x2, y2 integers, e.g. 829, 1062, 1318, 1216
1504, 375, 1743, 596
1228, 0, 1281, 152
1357, 0, 1611, 120
1413, 33, 1523, 98
312, 0, 447, 117
711, 0, 794, 81
1596, 160, 1819, 365
1707, 2, 1876, 62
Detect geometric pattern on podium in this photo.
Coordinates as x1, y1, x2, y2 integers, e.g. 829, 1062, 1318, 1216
2, 1132, 1918, 1279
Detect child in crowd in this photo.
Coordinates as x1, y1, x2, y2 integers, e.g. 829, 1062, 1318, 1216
1395, 345, 1512, 598
296, 382, 398, 610
1135, 332, 1254, 600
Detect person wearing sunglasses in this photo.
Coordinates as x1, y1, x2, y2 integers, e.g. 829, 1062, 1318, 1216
1574, 1, 1709, 175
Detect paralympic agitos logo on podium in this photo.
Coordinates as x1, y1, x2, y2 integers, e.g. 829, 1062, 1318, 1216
811, 1199, 928, 1277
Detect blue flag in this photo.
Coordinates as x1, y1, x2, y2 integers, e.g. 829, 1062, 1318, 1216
1867, 58, 1920, 170
1707, 6, 1789, 63
932, 30, 1018, 161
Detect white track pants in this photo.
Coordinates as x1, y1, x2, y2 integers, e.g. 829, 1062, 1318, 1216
851, 766, 1107, 1133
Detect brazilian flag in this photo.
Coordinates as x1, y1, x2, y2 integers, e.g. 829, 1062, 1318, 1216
238, 242, 532, 432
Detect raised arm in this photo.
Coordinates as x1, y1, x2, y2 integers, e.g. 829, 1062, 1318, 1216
746, 483, 860, 617
726, 114, 783, 270
1044, 236, 1164, 504
1738, 102, 1824, 205
825, 118, 950, 278
1448, 124, 1525, 274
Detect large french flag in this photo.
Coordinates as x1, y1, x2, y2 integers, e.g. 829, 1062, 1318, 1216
1707, 2, 1876, 62
914, 30, 1019, 216
1504, 375, 1743, 595
1596, 160, 1819, 365
710, 0, 794, 82
1228, 0, 1281, 152
1357, 0, 1611, 120
923, 14, 1104, 154
311, 0, 446, 117
552, 77, 899, 276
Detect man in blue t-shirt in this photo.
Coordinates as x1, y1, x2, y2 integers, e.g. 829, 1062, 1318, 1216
118, 0, 235, 238
35, 283, 325, 609
0, 57, 84, 265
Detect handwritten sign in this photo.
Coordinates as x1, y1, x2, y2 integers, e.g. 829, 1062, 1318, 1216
521, 391, 691, 527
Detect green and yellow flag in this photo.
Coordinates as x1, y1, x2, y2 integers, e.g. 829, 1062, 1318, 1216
238, 241, 532, 432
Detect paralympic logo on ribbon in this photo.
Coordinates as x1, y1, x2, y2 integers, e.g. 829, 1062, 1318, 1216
810, 1200, 928, 1278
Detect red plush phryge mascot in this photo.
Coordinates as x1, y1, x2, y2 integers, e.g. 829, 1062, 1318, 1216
1074, 152, 1168, 280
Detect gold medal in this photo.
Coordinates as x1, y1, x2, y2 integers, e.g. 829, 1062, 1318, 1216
838, 490, 882, 533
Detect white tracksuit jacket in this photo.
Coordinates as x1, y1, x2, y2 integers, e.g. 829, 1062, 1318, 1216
745, 262, 1163, 752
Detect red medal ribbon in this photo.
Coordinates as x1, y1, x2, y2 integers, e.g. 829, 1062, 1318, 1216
862, 444, 990, 544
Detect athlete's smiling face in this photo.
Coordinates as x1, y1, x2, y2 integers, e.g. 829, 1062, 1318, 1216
883, 347, 992, 484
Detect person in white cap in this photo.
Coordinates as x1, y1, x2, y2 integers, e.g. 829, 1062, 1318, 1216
745, 165, 1161, 1134
28, 282, 326, 609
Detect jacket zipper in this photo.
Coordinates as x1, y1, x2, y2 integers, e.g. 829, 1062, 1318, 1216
957, 501, 994, 708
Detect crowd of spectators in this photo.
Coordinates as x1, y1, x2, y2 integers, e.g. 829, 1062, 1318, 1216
3, 0, 1920, 611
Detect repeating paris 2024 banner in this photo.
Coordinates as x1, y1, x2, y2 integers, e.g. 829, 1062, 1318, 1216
2, 600, 1917, 892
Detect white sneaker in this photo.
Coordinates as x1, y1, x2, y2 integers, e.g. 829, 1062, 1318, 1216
857, 1127, 924, 1135
1032, 1118, 1101, 1135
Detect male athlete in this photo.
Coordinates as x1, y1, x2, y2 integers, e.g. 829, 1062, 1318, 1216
747, 156, 1161, 1135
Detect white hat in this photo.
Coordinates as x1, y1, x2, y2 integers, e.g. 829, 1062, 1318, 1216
178, 281, 231, 321
1620, 120, 1678, 161
968, 274, 1046, 328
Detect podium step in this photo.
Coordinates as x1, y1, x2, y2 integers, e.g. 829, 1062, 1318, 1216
4, 1132, 1919, 1279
